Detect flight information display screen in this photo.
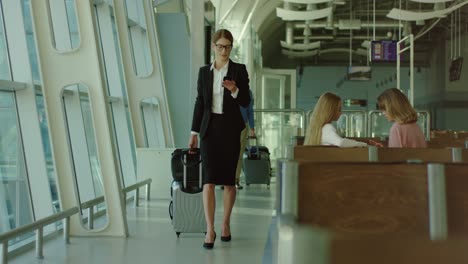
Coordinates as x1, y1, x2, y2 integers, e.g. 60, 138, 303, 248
449, 57, 463, 82
371, 40, 399, 61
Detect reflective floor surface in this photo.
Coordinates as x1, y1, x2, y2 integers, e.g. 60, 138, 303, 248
9, 183, 277, 264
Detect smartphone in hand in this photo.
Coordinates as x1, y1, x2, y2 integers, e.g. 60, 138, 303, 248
223, 76, 232, 81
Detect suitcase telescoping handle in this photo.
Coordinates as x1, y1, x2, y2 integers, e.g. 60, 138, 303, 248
247, 136, 259, 159
180, 148, 202, 167
182, 148, 202, 189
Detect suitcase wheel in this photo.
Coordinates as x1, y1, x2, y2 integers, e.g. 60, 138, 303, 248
176, 232, 181, 237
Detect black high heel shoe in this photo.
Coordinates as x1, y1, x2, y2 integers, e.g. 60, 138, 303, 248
203, 232, 216, 249
220, 234, 231, 242
221, 227, 231, 242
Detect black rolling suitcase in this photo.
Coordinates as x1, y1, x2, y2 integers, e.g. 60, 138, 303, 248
169, 148, 206, 237
243, 137, 271, 188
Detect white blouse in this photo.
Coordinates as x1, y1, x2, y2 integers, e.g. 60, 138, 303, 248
321, 124, 367, 148
210, 61, 238, 114
210, 62, 228, 114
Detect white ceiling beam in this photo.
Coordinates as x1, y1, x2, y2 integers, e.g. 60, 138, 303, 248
410, 0, 454, 3
293, 35, 389, 40
286, 22, 294, 44
218, 0, 241, 25
293, 21, 403, 29
252, 0, 282, 32
320, 48, 365, 55
237, 0, 261, 43
282, 49, 319, 57
276, 6, 332, 20
281, 40, 321, 50
387, 0, 468, 21
282, 48, 367, 57
283, 0, 333, 4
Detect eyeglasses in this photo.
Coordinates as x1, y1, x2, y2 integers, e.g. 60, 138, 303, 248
215, 44, 232, 51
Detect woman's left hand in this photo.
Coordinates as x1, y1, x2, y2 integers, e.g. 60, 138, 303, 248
223, 80, 238, 93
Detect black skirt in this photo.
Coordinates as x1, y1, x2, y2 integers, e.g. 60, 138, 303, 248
200, 113, 241, 186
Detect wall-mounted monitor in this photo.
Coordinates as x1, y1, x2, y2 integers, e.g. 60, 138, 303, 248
371, 40, 399, 62
449, 57, 463, 82
347, 66, 372, 81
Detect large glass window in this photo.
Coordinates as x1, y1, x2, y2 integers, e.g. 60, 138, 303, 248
22, 0, 41, 82
0, 5, 10, 80
140, 97, 165, 147
124, 0, 152, 77
35, 92, 60, 212
47, 0, 80, 51
62, 84, 107, 230
93, 2, 137, 187
0, 91, 34, 245
22, 0, 61, 213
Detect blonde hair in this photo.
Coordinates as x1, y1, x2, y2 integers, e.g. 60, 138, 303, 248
304, 92, 341, 145
377, 88, 417, 124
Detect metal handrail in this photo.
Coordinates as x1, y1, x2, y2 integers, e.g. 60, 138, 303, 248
80, 196, 105, 230
122, 178, 152, 207
81, 178, 152, 229
0, 207, 79, 264
81, 196, 105, 210
0, 178, 153, 262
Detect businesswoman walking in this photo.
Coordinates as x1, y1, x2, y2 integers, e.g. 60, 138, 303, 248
188, 29, 250, 249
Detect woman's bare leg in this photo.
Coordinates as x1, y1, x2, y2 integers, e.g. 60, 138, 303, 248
203, 184, 216, 242
222, 185, 236, 236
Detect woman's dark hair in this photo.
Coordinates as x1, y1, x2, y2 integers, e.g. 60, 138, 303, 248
212, 29, 233, 44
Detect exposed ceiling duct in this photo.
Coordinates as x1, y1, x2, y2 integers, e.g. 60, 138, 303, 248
212, 0, 468, 67
271, 0, 467, 63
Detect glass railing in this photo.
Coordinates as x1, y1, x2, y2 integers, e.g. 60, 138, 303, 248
306, 110, 368, 138
368, 110, 430, 139
253, 109, 305, 171
305, 109, 430, 139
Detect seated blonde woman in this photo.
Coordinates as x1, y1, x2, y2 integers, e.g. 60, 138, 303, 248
377, 88, 427, 148
304, 92, 370, 147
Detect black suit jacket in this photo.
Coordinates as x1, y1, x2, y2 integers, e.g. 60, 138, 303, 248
191, 60, 251, 139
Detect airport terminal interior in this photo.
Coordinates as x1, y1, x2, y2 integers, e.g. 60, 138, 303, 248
1, 0, 468, 263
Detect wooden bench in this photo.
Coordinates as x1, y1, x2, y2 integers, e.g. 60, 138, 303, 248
445, 163, 468, 237
377, 147, 463, 162
292, 133, 468, 148
294, 146, 369, 162
276, 159, 468, 263
427, 138, 467, 148
277, 217, 468, 264
297, 162, 430, 237
279, 161, 468, 239
293, 145, 467, 163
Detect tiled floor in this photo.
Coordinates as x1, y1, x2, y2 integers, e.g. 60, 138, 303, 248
9, 184, 276, 264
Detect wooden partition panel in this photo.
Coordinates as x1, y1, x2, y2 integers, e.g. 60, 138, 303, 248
378, 148, 453, 162
294, 146, 369, 162
294, 146, 465, 163
348, 137, 387, 145
463, 150, 468, 162
427, 138, 466, 148
330, 237, 468, 264
445, 163, 468, 237
297, 162, 429, 236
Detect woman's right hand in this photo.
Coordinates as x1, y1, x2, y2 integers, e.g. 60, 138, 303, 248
368, 140, 384, 147
188, 134, 198, 153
